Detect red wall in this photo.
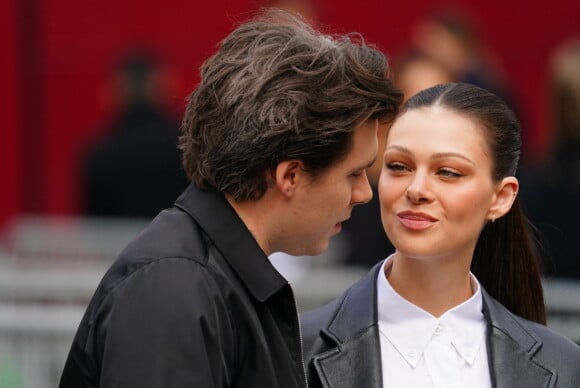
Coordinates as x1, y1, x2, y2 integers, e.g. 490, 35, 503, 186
2, 0, 579, 227
0, 0, 21, 232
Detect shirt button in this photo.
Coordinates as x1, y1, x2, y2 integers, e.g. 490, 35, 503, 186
434, 325, 443, 335
407, 351, 416, 358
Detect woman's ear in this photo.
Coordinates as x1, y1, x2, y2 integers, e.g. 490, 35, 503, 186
487, 176, 519, 222
273, 160, 304, 199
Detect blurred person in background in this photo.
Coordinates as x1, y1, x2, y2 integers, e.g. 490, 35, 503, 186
519, 36, 580, 279
410, 7, 517, 111
60, 8, 401, 387
81, 49, 188, 218
302, 83, 580, 387
393, 51, 456, 102
340, 52, 454, 269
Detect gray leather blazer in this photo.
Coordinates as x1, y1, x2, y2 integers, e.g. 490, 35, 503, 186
301, 261, 580, 388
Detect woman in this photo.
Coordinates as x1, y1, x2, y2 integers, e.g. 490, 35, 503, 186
301, 83, 580, 388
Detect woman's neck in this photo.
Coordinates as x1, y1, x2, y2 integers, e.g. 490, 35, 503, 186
386, 253, 474, 317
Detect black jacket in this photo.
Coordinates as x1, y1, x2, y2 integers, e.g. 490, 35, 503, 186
60, 184, 307, 387
83, 104, 188, 218
301, 261, 580, 388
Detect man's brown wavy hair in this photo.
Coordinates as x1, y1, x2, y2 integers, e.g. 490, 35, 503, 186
179, 8, 402, 201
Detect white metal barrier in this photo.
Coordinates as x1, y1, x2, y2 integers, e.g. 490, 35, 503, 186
0, 216, 579, 388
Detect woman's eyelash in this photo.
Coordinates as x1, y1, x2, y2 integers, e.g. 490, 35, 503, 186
386, 163, 463, 178
437, 169, 463, 178
386, 162, 407, 171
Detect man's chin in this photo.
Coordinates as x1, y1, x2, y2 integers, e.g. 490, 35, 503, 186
284, 242, 328, 258
303, 242, 330, 257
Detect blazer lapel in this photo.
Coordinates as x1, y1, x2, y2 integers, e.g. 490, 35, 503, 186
483, 291, 556, 388
312, 263, 384, 388
313, 327, 382, 388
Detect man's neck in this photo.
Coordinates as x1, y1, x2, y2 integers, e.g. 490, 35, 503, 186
225, 194, 272, 256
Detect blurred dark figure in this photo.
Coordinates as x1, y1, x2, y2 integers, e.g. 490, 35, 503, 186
393, 51, 455, 102
82, 49, 188, 218
341, 52, 455, 269
519, 36, 580, 279
411, 8, 517, 110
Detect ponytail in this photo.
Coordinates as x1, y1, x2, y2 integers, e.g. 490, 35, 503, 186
472, 196, 546, 324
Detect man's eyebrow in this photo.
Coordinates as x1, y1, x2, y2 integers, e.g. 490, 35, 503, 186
364, 157, 377, 169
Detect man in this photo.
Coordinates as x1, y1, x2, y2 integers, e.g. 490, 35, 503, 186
60, 8, 401, 387
82, 50, 188, 218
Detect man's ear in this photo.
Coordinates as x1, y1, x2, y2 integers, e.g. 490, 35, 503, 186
487, 176, 519, 222
273, 160, 304, 199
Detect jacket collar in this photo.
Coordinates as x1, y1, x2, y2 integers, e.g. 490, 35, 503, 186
174, 184, 287, 302
481, 289, 555, 387
311, 261, 555, 387
323, 261, 382, 343
312, 262, 383, 388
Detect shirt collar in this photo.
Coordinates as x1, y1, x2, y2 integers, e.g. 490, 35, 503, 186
377, 255, 486, 368
175, 184, 288, 302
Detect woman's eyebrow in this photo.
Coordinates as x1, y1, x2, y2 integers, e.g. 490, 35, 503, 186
386, 146, 476, 166
432, 152, 476, 166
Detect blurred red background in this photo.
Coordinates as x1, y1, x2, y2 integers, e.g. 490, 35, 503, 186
1, 0, 579, 229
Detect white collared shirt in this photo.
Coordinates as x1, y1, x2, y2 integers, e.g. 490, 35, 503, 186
377, 255, 491, 388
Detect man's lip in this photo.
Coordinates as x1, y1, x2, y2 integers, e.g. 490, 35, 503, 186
396, 210, 438, 222
335, 217, 349, 229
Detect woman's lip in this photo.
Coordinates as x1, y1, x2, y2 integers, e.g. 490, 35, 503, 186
397, 211, 438, 230
397, 211, 438, 222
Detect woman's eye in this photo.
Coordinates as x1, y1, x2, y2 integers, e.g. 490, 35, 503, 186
438, 168, 462, 178
386, 162, 408, 172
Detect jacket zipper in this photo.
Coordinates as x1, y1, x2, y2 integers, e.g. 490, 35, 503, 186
290, 285, 309, 388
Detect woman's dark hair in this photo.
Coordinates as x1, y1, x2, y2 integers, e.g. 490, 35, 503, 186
179, 8, 402, 201
402, 82, 546, 324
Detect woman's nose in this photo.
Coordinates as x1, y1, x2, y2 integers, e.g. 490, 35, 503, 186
406, 172, 432, 204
